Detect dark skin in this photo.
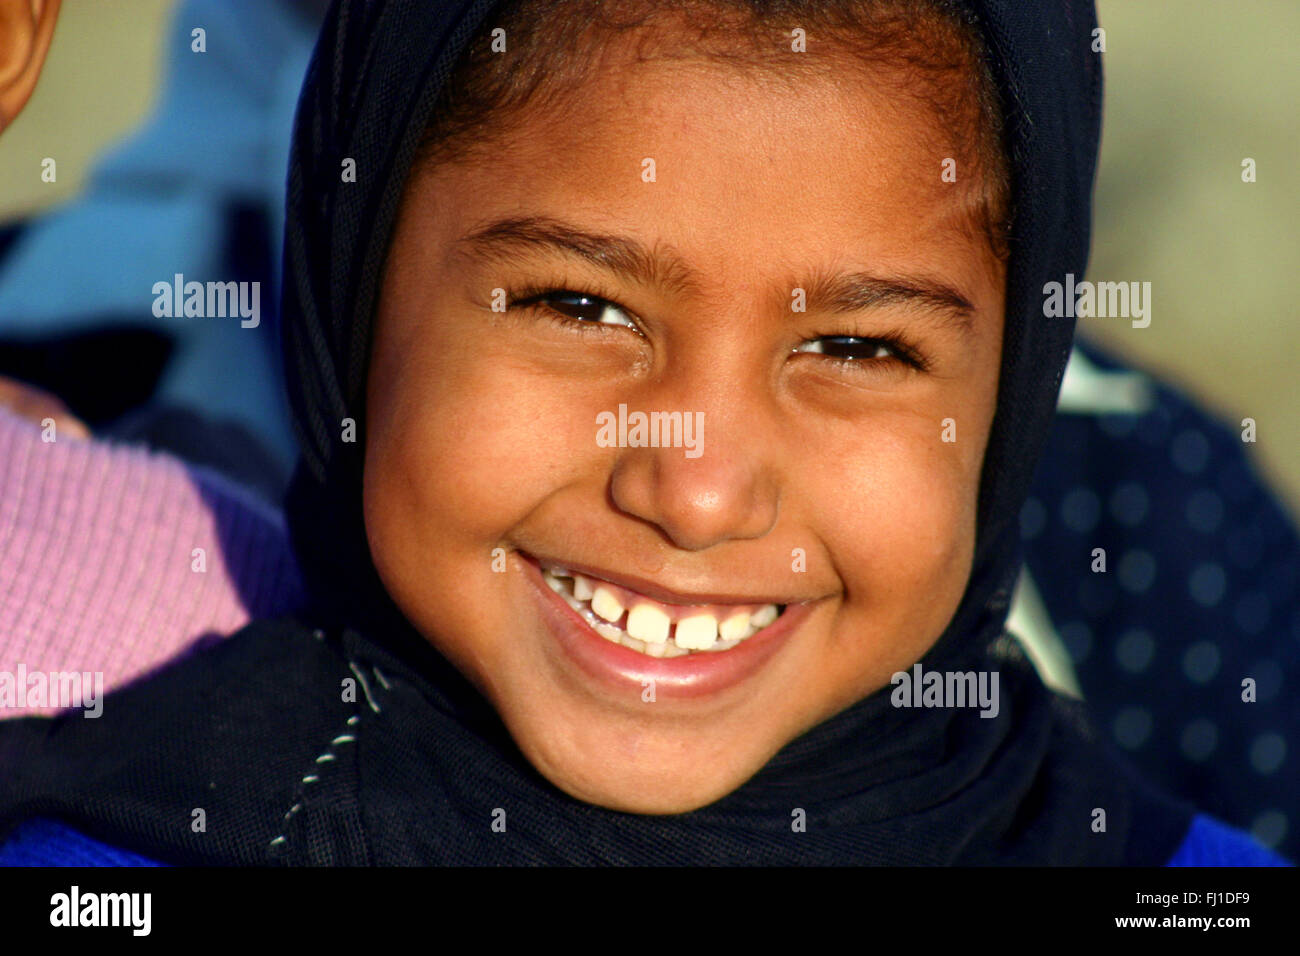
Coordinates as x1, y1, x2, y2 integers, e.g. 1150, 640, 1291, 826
0, 0, 60, 130
365, 36, 1006, 813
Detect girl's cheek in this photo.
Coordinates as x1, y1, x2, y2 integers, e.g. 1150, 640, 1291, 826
368, 357, 599, 569
814, 417, 977, 601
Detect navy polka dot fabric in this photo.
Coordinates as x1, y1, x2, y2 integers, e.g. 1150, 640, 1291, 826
1025, 339, 1297, 858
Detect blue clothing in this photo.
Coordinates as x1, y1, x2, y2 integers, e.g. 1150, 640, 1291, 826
1165, 814, 1291, 866
0, 818, 163, 866
0, 813, 1289, 867
1027, 339, 1300, 860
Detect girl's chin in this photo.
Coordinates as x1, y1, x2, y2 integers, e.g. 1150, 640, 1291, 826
509, 726, 761, 814
484, 662, 806, 814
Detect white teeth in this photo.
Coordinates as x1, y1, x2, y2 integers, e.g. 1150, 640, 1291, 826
626, 604, 671, 644
718, 612, 751, 641
591, 586, 625, 623
541, 566, 784, 658
674, 613, 718, 650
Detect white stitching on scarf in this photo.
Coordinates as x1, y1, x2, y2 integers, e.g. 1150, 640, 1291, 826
349, 661, 382, 713
268, 718, 358, 853
267, 657, 377, 854
267, 651, 389, 856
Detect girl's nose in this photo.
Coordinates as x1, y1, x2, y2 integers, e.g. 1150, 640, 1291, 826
606, 402, 780, 552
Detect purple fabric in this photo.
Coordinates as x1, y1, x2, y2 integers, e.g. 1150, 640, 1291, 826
0, 408, 304, 718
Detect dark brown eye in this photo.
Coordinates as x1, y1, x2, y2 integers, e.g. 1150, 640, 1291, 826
795, 336, 897, 361
526, 291, 637, 329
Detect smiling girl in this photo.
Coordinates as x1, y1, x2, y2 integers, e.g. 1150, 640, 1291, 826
0, 0, 1287, 866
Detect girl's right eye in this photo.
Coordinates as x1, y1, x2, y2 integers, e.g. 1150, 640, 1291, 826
510, 289, 639, 331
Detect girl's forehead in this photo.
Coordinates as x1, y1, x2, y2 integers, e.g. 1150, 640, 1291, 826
411, 54, 1000, 294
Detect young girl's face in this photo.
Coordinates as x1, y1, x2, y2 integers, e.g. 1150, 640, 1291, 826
365, 34, 1006, 813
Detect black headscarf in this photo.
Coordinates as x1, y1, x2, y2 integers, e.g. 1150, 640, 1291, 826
0, 0, 1196, 865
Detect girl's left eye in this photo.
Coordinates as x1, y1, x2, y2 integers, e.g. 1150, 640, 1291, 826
793, 335, 922, 369
511, 290, 638, 330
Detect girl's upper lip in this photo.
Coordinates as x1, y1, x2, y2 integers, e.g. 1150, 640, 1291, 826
518, 550, 813, 608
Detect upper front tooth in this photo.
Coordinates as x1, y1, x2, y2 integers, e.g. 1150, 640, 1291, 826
675, 613, 719, 650
750, 604, 779, 629
718, 612, 751, 641
573, 574, 595, 601
626, 604, 670, 643
591, 586, 625, 623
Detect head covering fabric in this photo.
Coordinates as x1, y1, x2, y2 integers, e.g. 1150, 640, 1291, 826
0, 0, 1196, 865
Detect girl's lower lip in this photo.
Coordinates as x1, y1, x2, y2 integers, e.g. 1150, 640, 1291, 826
520, 555, 809, 700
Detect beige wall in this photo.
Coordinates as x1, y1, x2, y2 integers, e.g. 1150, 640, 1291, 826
0, 0, 175, 220
0, 0, 1296, 512
1085, 0, 1300, 516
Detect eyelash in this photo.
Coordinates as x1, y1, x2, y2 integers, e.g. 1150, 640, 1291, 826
505, 282, 641, 336
797, 328, 931, 373
502, 284, 930, 373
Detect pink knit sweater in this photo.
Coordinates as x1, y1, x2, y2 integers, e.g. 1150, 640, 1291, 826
0, 408, 303, 718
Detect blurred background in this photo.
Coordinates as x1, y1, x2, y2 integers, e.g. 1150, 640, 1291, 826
0, 0, 1295, 855
0, 0, 326, 500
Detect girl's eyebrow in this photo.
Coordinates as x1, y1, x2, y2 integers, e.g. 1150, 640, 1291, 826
454, 215, 702, 297
802, 268, 975, 331
454, 214, 976, 331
